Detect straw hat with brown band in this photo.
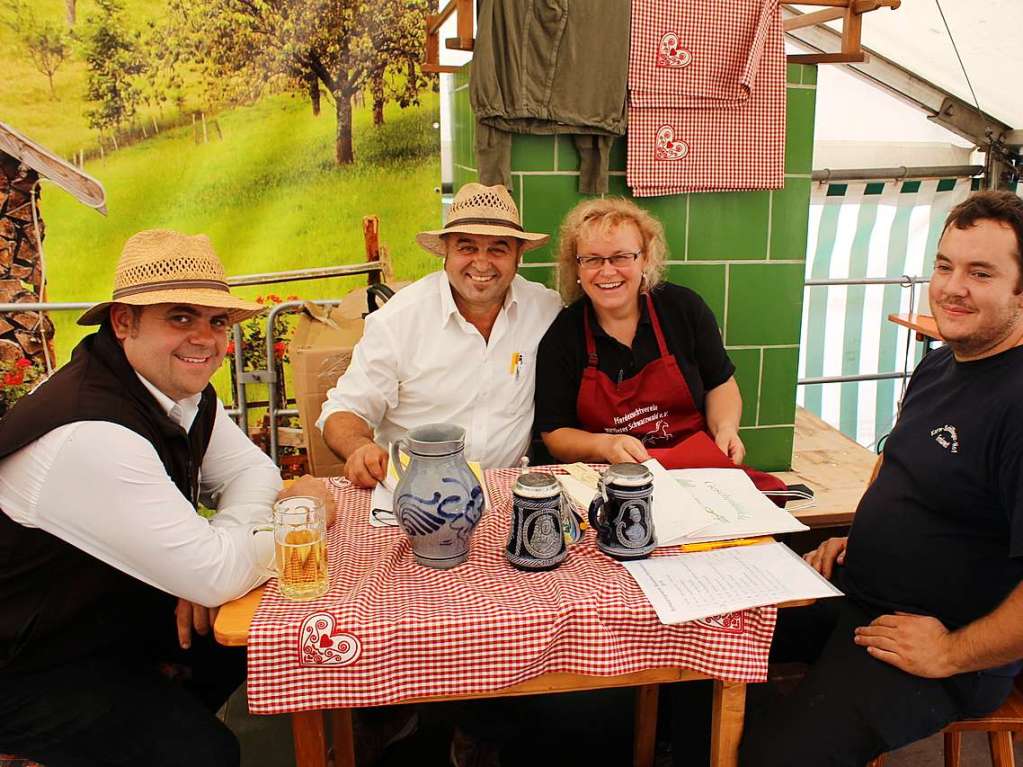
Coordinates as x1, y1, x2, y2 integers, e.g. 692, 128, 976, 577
78, 229, 265, 326
415, 183, 549, 257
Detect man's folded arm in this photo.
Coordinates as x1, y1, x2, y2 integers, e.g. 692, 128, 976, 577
21, 421, 274, 607
199, 399, 282, 527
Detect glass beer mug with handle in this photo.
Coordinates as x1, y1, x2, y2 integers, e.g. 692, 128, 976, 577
270, 495, 329, 600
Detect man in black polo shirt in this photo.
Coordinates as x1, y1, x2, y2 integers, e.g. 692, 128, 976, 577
740, 190, 1023, 766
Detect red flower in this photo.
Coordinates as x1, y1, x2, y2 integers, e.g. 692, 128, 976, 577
268, 294, 282, 304
273, 341, 287, 359
15, 358, 31, 369
256, 295, 264, 304
225, 342, 235, 355
3, 371, 23, 386
286, 295, 299, 302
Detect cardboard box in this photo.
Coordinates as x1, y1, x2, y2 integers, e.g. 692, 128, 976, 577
290, 284, 403, 477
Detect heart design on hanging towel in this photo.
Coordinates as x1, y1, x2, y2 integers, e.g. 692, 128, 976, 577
654, 125, 688, 161
656, 33, 692, 68
696, 612, 746, 634
298, 612, 362, 667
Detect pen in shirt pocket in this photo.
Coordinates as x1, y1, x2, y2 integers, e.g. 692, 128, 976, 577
509, 352, 523, 379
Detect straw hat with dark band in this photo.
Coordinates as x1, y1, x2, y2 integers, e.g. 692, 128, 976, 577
415, 183, 549, 257
78, 229, 265, 326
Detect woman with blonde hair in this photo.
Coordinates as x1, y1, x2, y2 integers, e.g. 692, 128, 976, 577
534, 197, 749, 469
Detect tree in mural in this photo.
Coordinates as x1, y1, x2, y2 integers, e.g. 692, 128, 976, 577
163, 0, 433, 165
82, 0, 145, 145
2, 0, 71, 100
364, 0, 433, 127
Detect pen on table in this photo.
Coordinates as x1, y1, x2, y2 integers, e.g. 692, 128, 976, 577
679, 536, 772, 553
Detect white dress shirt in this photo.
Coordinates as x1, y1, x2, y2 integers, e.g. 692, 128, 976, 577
0, 374, 282, 608
317, 271, 562, 468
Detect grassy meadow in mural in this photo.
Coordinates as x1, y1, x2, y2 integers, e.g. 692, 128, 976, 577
2, 0, 443, 407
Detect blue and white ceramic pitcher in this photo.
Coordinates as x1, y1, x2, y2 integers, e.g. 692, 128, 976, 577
391, 423, 484, 569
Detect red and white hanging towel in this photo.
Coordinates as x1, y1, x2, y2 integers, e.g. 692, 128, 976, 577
627, 0, 786, 196
245, 469, 777, 714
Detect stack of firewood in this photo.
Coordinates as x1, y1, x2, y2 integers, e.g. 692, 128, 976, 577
0, 154, 53, 369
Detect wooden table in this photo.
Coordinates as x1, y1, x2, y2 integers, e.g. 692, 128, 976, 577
777, 407, 877, 529
888, 312, 942, 342
217, 591, 748, 767
217, 411, 873, 767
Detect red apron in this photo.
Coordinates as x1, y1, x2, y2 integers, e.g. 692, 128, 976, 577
575, 293, 787, 503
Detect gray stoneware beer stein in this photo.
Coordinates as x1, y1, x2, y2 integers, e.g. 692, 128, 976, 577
505, 472, 568, 571
391, 423, 484, 569
588, 463, 656, 560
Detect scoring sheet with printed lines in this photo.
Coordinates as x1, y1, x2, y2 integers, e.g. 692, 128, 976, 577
623, 542, 842, 625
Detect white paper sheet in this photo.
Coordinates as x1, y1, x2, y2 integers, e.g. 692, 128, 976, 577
558, 474, 599, 514
641, 459, 717, 545
622, 542, 842, 625
666, 468, 808, 544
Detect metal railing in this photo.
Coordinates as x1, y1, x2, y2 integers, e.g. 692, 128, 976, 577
1, 266, 934, 466
0, 261, 384, 465
798, 273, 931, 389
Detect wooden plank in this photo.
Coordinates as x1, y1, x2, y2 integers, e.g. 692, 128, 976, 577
0, 121, 107, 212
841, 1, 863, 55
445, 36, 475, 51
710, 680, 747, 767
781, 0, 850, 6
787, 52, 868, 64
291, 711, 328, 767
784, 7, 844, 31
330, 710, 357, 767
634, 684, 659, 767
213, 585, 264, 646
888, 312, 941, 340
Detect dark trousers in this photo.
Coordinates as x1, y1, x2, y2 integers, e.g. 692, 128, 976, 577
738, 596, 1015, 767
0, 632, 246, 767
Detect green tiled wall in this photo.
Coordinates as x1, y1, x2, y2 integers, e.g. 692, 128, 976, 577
452, 64, 817, 470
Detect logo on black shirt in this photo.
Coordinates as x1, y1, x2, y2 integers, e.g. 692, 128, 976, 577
930, 424, 960, 454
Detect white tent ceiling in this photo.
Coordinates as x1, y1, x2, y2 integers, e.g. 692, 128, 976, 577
794, 0, 1022, 130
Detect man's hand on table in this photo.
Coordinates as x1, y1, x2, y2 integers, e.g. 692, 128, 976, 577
803, 536, 847, 580
176, 597, 218, 650
854, 613, 958, 678
345, 442, 389, 488
277, 474, 338, 528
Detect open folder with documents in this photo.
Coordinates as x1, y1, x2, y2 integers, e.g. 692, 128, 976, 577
556, 460, 807, 547
663, 466, 808, 545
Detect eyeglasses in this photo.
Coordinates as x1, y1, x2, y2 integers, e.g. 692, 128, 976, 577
575, 251, 642, 270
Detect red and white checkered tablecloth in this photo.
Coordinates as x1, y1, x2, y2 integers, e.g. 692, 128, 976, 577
627, 0, 785, 196
246, 469, 777, 715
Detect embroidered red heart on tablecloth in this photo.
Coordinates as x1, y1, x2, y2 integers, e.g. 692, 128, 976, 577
298, 612, 362, 667
654, 125, 688, 161
696, 612, 746, 634
656, 33, 692, 68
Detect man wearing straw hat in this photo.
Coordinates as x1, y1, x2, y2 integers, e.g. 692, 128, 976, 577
318, 182, 562, 487
0, 230, 330, 767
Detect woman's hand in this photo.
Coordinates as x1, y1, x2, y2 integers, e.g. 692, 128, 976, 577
713, 428, 746, 464
600, 434, 650, 464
